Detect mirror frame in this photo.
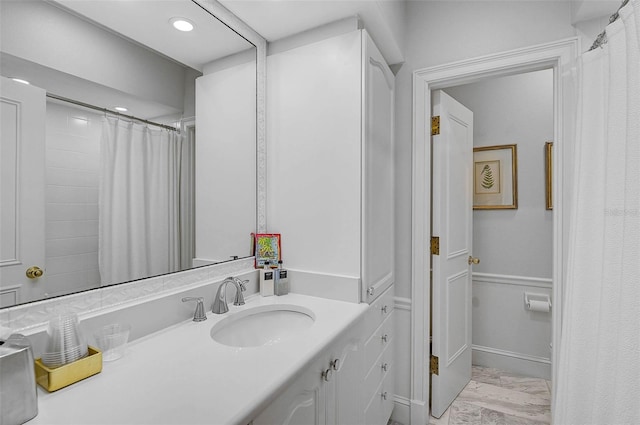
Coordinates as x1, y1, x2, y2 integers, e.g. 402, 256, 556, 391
0, 0, 267, 328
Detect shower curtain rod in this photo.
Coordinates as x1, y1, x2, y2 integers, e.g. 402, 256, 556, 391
589, 0, 630, 51
46, 93, 180, 132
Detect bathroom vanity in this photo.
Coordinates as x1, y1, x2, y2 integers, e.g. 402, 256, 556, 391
27, 292, 397, 425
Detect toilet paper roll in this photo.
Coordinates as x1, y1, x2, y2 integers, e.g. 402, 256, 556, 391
527, 299, 550, 312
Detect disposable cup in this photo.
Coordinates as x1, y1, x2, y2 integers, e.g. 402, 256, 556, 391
93, 324, 131, 361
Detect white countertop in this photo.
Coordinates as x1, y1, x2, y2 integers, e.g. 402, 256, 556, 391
30, 293, 368, 425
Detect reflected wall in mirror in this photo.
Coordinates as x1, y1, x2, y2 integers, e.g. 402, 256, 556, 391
0, 0, 257, 307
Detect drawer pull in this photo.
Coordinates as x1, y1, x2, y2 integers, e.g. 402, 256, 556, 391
381, 391, 388, 400
381, 363, 388, 372
330, 358, 340, 371
381, 334, 389, 343
381, 305, 388, 314
322, 369, 333, 382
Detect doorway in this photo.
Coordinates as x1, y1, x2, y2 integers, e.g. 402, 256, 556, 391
409, 38, 578, 425
430, 68, 555, 419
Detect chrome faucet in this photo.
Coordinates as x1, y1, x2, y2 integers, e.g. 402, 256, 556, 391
212, 277, 248, 314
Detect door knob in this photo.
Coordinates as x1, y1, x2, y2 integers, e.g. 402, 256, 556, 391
468, 256, 480, 265
26, 266, 44, 279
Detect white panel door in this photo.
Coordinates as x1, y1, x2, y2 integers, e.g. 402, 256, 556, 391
431, 90, 474, 418
362, 30, 395, 303
0, 77, 46, 306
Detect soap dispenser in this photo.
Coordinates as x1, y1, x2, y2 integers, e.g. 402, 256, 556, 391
259, 261, 274, 296
274, 260, 289, 296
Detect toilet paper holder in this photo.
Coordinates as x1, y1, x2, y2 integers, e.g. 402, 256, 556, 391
524, 292, 552, 312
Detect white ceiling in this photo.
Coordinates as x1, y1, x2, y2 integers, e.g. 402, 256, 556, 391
571, 0, 624, 23
51, 0, 624, 69
220, 0, 407, 64
56, 0, 407, 66
221, 0, 383, 41
55, 0, 254, 70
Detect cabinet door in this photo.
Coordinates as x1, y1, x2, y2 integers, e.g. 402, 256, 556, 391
361, 31, 395, 303
252, 357, 326, 425
326, 323, 364, 425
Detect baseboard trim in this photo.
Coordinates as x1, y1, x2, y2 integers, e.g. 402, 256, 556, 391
391, 395, 411, 425
473, 345, 551, 380
409, 398, 428, 425
472, 344, 551, 364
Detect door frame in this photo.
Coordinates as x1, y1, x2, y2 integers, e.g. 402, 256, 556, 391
409, 37, 579, 424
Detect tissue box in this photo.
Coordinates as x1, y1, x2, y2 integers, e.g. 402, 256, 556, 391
34, 346, 102, 392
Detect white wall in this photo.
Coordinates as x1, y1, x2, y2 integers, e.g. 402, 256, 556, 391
444, 69, 554, 379
445, 70, 554, 278
392, 0, 577, 406
45, 102, 101, 297
266, 31, 362, 277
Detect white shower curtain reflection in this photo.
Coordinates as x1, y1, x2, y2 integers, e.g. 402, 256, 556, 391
556, 0, 639, 423
99, 117, 188, 286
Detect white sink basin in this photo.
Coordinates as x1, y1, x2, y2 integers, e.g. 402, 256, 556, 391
210, 304, 315, 347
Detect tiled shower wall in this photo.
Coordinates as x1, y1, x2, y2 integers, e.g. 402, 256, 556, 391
44, 101, 101, 297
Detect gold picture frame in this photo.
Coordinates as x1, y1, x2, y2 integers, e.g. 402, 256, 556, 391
473, 144, 518, 209
545, 141, 553, 210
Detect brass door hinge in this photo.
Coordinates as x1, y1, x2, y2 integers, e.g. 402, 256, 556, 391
430, 236, 440, 255
430, 355, 439, 375
431, 116, 440, 136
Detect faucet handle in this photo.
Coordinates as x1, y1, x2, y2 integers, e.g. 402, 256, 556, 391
231, 277, 247, 306
182, 297, 207, 322
237, 278, 249, 291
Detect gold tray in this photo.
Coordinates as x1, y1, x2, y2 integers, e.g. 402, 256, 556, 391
34, 346, 102, 392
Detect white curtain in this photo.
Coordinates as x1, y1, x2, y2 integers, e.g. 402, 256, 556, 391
99, 117, 191, 285
555, 1, 640, 423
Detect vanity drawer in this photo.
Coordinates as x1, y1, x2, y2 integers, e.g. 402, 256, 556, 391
364, 364, 395, 425
364, 285, 394, 337
363, 341, 394, 406
363, 311, 394, 373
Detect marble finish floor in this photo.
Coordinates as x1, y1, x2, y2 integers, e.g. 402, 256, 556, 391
428, 366, 552, 425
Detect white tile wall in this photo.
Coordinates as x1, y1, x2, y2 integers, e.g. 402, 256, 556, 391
45, 102, 102, 297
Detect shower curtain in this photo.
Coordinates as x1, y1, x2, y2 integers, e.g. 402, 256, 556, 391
99, 117, 190, 286
555, 1, 639, 423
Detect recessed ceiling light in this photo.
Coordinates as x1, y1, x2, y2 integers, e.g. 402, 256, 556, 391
170, 17, 194, 32
114, 106, 128, 112
11, 78, 30, 85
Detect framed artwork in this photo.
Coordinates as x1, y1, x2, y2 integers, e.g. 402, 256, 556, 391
545, 141, 553, 210
473, 144, 518, 209
253, 233, 281, 268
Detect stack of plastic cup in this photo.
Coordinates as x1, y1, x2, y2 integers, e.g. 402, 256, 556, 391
41, 313, 88, 368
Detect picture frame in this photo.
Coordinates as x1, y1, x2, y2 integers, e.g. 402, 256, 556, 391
253, 233, 281, 268
473, 144, 518, 209
545, 141, 553, 210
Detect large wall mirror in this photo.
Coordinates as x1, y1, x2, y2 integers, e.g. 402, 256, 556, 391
1, 0, 262, 307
